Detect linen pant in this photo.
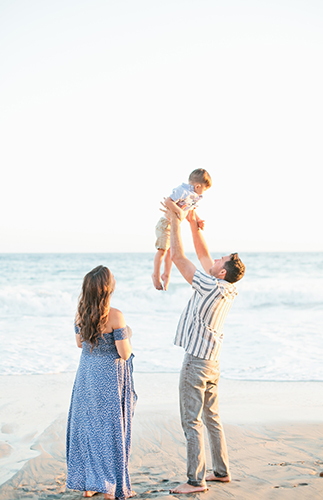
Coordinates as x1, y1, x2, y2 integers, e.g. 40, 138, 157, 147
179, 352, 230, 486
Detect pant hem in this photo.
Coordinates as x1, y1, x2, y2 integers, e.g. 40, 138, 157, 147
187, 480, 206, 487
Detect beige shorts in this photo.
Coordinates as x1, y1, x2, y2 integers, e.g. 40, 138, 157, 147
155, 216, 171, 251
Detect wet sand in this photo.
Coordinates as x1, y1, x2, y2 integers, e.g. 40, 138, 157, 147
0, 372, 322, 499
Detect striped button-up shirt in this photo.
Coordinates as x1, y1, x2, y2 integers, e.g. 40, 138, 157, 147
174, 269, 237, 360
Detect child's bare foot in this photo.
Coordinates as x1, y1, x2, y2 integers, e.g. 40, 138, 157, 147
83, 492, 98, 498
161, 273, 170, 291
152, 273, 163, 290
205, 473, 231, 482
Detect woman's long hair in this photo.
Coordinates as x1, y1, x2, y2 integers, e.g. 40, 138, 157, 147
76, 265, 115, 349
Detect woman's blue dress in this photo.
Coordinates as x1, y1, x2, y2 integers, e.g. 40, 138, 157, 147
66, 325, 137, 499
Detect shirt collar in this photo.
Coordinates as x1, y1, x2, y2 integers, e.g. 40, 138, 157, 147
183, 182, 196, 193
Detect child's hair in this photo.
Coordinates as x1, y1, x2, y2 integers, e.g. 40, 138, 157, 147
189, 168, 212, 188
224, 253, 245, 283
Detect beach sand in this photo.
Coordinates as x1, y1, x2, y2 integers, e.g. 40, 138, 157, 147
0, 372, 322, 500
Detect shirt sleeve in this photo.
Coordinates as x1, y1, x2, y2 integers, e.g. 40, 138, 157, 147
169, 184, 187, 202
192, 269, 219, 295
74, 322, 81, 334
113, 327, 129, 341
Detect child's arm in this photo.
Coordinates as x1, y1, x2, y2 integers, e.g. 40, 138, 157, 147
164, 197, 185, 221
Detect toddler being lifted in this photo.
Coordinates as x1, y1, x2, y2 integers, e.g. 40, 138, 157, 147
152, 168, 212, 291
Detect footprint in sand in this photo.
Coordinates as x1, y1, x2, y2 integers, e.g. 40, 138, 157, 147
273, 483, 308, 489
1, 423, 19, 434
0, 442, 13, 458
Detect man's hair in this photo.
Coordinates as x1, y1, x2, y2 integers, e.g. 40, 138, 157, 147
189, 168, 212, 188
224, 253, 245, 283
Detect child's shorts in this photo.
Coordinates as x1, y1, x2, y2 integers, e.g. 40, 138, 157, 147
155, 216, 171, 251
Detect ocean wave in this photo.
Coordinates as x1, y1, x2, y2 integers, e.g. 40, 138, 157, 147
0, 286, 76, 318
1, 252, 323, 382
244, 300, 323, 310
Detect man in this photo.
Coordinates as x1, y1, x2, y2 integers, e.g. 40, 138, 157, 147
167, 208, 245, 494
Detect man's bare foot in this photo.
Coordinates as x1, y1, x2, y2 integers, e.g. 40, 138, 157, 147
170, 482, 208, 494
152, 273, 163, 290
161, 273, 170, 291
84, 492, 97, 498
205, 473, 231, 482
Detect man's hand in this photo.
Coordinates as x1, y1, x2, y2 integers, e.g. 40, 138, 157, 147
160, 200, 184, 221
186, 209, 196, 223
197, 219, 205, 230
162, 197, 186, 221
186, 209, 205, 230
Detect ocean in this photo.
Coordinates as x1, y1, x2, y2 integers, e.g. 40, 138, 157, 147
0, 252, 322, 381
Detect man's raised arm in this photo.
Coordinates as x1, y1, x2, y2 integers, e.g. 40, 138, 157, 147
168, 210, 197, 285
186, 210, 214, 275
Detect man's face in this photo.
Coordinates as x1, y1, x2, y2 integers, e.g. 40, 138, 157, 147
209, 255, 231, 279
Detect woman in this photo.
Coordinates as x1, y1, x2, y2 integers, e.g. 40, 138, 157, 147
66, 265, 137, 499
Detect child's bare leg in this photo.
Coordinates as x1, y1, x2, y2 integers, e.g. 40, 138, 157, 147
161, 248, 172, 291
152, 249, 165, 290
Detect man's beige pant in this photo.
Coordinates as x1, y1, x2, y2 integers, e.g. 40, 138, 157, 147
179, 352, 230, 486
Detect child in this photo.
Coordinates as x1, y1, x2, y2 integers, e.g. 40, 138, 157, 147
152, 168, 212, 291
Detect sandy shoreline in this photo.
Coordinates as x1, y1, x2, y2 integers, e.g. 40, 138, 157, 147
0, 372, 322, 499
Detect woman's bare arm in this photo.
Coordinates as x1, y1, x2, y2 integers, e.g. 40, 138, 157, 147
75, 333, 83, 348
110, 308, 133, 360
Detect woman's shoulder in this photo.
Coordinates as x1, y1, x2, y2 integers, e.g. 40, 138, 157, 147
109, 308, 126, 330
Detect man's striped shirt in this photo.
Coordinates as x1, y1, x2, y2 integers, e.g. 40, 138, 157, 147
174, 269, 237, 360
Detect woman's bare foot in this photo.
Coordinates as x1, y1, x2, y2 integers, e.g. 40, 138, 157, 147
161, 273, 170, 291
170, 482, 208, 494
127, 492, 136, 498
205, 473, 231, 482
83, 492, 98, 498
152, 273, 163, 290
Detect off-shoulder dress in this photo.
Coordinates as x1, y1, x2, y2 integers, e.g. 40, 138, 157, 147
66, 325, 137, 499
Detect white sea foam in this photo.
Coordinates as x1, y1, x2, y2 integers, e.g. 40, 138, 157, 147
0, 252, 322, 380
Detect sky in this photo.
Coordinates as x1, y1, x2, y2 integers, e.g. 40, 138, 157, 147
1, 0, 322, 253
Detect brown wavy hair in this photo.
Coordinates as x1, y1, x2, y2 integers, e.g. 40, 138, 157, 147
224, 253, 245, 283
75, 265, 115, 349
